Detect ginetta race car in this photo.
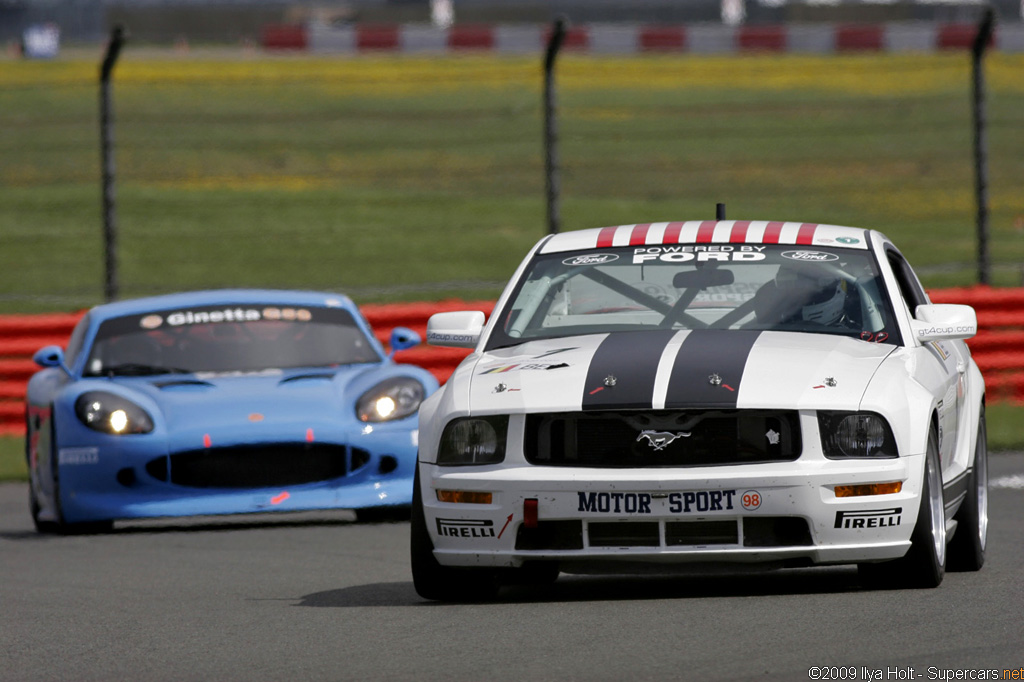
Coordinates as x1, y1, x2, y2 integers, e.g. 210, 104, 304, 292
412, 220, 988, 600
26, 289, 438, 532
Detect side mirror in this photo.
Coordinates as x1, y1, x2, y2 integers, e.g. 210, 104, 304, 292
388, 326, 421, 358
426, 311, 485, 348
33, 345, 72, 376
910, 304, 978, 342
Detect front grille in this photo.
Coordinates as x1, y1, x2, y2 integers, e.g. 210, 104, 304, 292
524, 410, 801, 467
515, 521, 584, 550
666, 520, 739, 546
145, 443, 353, 489
514, 517, 811, 551
589, 522, 660, 547
742, 517, 813, 547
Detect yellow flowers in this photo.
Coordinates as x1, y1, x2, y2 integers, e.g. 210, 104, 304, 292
146, 174, 333, 191
3, 52, 1021, 96
558, 53, 1024, 96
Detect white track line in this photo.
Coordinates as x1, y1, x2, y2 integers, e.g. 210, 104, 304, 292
991, 475, 1024, 490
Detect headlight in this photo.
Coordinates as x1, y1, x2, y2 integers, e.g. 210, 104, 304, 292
356, 377, 425, 422
818, 411, 898, 459
75, 391, 154, 434
438, 416, 508, 466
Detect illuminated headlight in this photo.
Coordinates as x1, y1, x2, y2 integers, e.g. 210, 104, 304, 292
75, 391, 154, 434
356, 377, 425, 422
438, 416, 508, 466
818, 411, 898, 459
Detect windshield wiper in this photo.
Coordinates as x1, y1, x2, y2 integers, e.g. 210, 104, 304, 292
104, 363, 191, 377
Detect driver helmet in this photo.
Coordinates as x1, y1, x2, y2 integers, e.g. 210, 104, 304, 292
774, 262, 848, 325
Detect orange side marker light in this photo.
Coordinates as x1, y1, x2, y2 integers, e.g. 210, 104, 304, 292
436, 490, 493, 504
834, 481, 903, 498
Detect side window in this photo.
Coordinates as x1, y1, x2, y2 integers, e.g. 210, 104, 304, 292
64, 313, 91, 367
886, 249, 928, 315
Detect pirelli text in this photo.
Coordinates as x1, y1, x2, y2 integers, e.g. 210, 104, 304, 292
806, 667, 1024, 680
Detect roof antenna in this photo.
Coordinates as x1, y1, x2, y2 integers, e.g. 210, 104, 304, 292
716, 203, 726, 220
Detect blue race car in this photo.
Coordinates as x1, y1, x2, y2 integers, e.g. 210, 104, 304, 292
25, 289, 439, 532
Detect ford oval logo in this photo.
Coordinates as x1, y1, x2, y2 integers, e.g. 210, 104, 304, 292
781, 251, 839, 262
563, 253, 619, 266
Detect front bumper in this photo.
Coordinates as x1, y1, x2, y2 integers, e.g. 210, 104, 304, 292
421, 454, 924, 570
54, 421, 418, 523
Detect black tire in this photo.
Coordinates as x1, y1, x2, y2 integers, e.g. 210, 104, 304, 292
354, 505, 411, 523
25, 405, 114, 534
947, 406, 988, 572
27, 406, 62, 534
859, 427, 945, 589
410, 466, 498, 602
26, 408, 49, 533
47, 413, 113, 535
28, 479, 51, 533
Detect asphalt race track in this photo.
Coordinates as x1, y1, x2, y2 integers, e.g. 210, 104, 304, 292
3, 454, 1023, 682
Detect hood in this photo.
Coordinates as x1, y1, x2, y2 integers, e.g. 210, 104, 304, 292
121, 368, 361, 433
461, 330, 897, 414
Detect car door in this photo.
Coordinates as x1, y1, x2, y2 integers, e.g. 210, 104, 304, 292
886, 248, 962, 471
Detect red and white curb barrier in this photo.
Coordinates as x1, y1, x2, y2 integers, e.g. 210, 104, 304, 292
3, 286, 1024, 435
262, 22, 1024, 54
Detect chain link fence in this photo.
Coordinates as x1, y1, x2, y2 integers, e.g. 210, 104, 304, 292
1, 41, 1023, 312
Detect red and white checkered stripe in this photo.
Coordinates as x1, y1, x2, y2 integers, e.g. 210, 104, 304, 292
262, 22, 1024, 53
538, 221, 871, 253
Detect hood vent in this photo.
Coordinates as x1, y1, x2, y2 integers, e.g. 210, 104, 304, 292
152, 379, 214, 390
278, 373, 336, 385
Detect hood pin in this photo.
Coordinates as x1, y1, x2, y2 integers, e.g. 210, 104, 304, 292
708, 373, 722, 386
604, 375, 617, 387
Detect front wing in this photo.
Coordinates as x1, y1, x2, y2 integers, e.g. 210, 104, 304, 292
44, 411, 418, 524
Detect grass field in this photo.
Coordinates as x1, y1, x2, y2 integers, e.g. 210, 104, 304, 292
1, 50, 1023, 481
2, 53, 1023, 311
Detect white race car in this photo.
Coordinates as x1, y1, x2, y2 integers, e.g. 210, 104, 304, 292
412, 220, 988, 600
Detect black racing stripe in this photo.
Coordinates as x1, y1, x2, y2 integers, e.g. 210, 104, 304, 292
664, 330, 762, 408
582, 330, 677, 410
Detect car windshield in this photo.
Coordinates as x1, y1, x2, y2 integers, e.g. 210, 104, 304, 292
84, 304, 381, 377
486, 244, 900, 350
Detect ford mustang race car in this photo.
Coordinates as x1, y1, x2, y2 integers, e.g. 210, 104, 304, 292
26, 289, 438, 532
412, 220, 988, 600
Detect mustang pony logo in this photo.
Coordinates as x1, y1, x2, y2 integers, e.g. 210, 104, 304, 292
636, 430, 691, 451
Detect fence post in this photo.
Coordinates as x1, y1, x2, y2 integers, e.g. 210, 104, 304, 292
100, 25, 126, 302
544, 17, 567, 235
972, 8, 994, 286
